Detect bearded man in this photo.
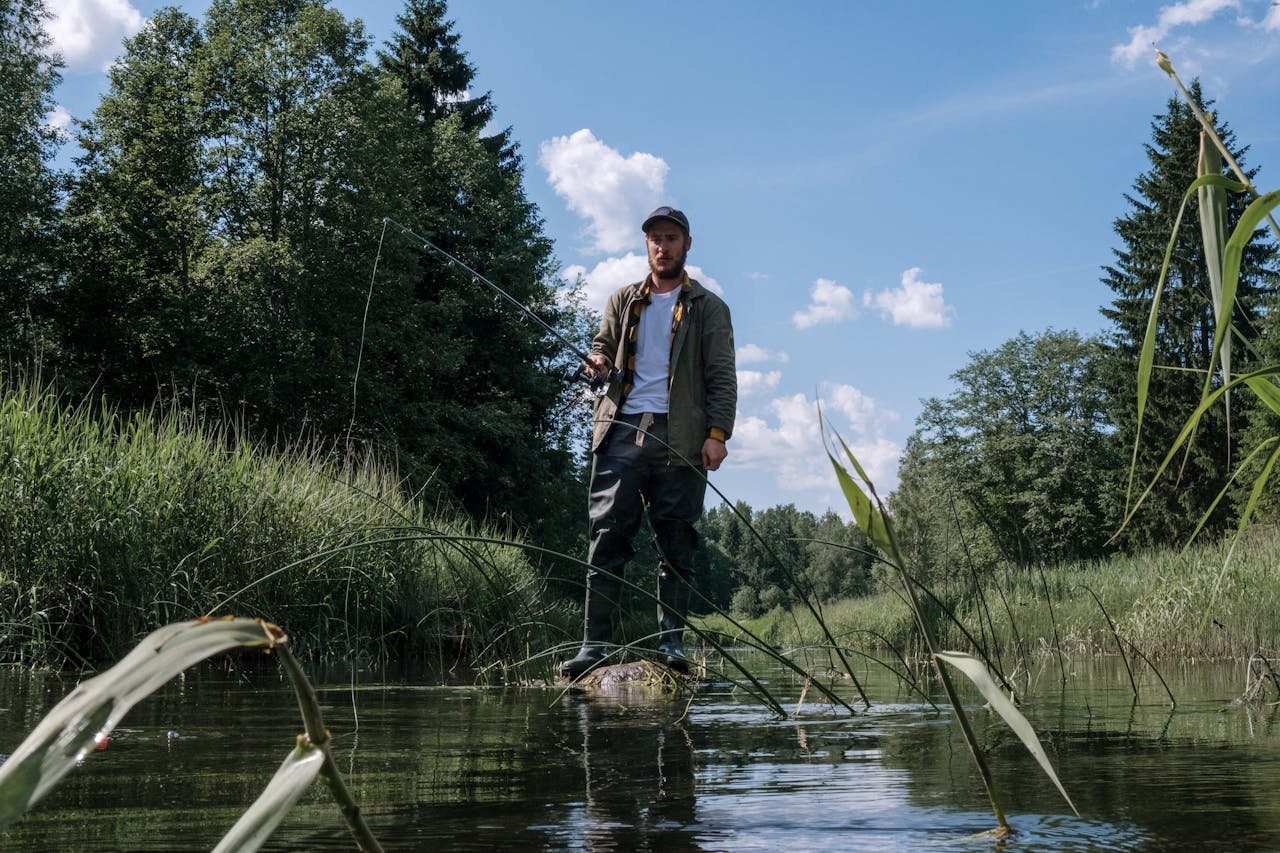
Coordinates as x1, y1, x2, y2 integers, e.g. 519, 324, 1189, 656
560, 206, 738, 680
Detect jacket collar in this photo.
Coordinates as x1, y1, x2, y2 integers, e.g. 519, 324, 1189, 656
638, 273, 696, 302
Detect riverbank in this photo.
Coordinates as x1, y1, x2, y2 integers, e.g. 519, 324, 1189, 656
0, 377, 568, 668
700, 524, 1280, 662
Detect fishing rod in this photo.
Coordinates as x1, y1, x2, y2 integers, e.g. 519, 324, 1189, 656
381, 217, 615, 390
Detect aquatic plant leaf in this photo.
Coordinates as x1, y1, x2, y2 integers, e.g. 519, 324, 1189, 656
827, 447, 894, 558
0, 618, 281, 830
935, 651, 1078, 816
1245, 376, 1280, 416
1126, 173, 1244, 515
1198, 131, 1232, 405
213, 741, 325, 853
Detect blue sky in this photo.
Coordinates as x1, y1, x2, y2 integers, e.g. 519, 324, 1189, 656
42, 0, 1280, 515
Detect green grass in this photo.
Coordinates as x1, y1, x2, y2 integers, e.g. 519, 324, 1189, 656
0, 373, 569, 669
701, 524, 1280, 661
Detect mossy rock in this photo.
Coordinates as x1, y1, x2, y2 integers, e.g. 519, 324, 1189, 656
570, 659, 692, 692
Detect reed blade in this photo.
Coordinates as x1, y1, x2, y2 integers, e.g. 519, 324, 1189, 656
0, 618, 282, 829
935, 651, 1078, 816
212, 741, 326, 853
1198, 130, 1231, 401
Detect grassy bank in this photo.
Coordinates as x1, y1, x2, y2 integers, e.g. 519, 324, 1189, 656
701, 524, 1280, 662
0, 375, 573, 669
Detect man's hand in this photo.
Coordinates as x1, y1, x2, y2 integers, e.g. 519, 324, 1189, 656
701, 437, 727, 472
585, 353, 610, 379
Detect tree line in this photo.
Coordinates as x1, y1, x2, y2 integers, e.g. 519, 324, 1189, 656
892, 84, 1280, 583
3, 0, 592, 554
5, 0, 1278, 610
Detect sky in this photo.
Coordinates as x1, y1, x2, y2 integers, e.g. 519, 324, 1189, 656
40, 0, 1280, 516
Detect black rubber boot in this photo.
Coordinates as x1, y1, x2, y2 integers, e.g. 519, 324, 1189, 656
656, 565, 692, 673
560, 571, 622, 680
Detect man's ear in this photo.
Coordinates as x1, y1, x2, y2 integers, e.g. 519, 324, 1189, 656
684, 235, 693, 252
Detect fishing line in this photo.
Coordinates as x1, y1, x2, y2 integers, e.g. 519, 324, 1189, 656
347, 219, 390, 447
380, 216, 615, 388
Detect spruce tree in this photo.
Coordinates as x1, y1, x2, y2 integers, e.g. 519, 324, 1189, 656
376, 0, 588, 553
1100, 83, 1277, 546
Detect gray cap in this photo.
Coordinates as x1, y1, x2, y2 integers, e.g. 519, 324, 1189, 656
642, 206, 690, 234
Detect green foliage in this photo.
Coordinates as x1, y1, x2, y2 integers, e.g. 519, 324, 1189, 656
698, 502, 872, 617
0, 619, 382, 851
893, 329, 1119, 574
45, 0, 589, 556
0, 0, 62, 352
1100, 82, 1278, 546
0, 374, 553, 666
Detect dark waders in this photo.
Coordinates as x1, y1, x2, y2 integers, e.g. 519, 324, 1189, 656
560, 412, 706, 679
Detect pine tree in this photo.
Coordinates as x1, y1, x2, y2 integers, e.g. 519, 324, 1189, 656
0, 0, 62, 353
375, 0, 588, 552
1100, 82, 1278, 546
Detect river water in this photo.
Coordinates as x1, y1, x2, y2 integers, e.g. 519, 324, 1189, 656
1, 650, 1277, 851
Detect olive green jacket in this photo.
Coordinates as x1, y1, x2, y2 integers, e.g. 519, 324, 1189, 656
590, 276, 737, 466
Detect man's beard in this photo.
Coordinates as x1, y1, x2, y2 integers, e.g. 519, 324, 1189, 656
650, 255, 686, 282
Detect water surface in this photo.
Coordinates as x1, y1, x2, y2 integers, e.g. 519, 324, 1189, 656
1, 652, 1275, 850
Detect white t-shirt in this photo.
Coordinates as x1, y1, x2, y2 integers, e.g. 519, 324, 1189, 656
620, 288, 679, 414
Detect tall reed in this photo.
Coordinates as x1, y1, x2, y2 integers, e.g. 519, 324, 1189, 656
0, 372, 558, 669
1120, 49, 1280, 632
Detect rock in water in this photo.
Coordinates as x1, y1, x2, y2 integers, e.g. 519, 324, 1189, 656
571, 659, 691, 692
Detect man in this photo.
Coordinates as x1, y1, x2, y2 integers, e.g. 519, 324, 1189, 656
560, 206, 737, 680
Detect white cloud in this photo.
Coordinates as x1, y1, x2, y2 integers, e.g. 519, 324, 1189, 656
864, 267, 953, 329
737, 343, 789, 365
564, 253, 647, 314
1111, 0, 1241, 66
46, 105, 72, 132
792, 277, 856, 330
564, 255, 722, 314
737, 370, 782, 398
539, 129, 667, 255
1264, 2, 1280, 30
47, 0, 146, 71
732, 385, 901, 497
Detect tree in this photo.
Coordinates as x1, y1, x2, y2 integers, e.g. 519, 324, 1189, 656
0, 0, 62, 353
51, 0, 592, 558
892, 330, 1119, 571
57, 9, 209, 402
374, 0, 588, 551
1100, 83, 1277, 546
803, 510, 873, 600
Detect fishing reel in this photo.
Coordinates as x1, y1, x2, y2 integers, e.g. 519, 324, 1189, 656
564, 362, 618, 393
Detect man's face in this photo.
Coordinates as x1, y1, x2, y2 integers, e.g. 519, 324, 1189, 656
646, 221, 692, 281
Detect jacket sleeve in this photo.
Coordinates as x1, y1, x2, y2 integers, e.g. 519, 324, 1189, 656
591, 287, 627, 368
701, 296, 738, 441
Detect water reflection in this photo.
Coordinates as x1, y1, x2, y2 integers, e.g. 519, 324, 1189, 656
3, 655, 1280, 850
564, 695, 698, 851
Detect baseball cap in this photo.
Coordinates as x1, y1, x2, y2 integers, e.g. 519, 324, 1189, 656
642, 206, 690, 234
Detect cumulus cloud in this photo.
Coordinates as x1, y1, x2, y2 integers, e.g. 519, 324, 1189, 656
46, 105, 72, 132
47, 0, 146, 71
563, 255, 722, 314
737, 370, 782, 398
563, 253, 647, 313
1111, 0, 1241, 66
737, 344, 789, 365
792, 277, 857, 330
864, 267, 953, 328
540, 129, 667, 255
1264, 2, 1280, 29
732, 385, 900, 495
